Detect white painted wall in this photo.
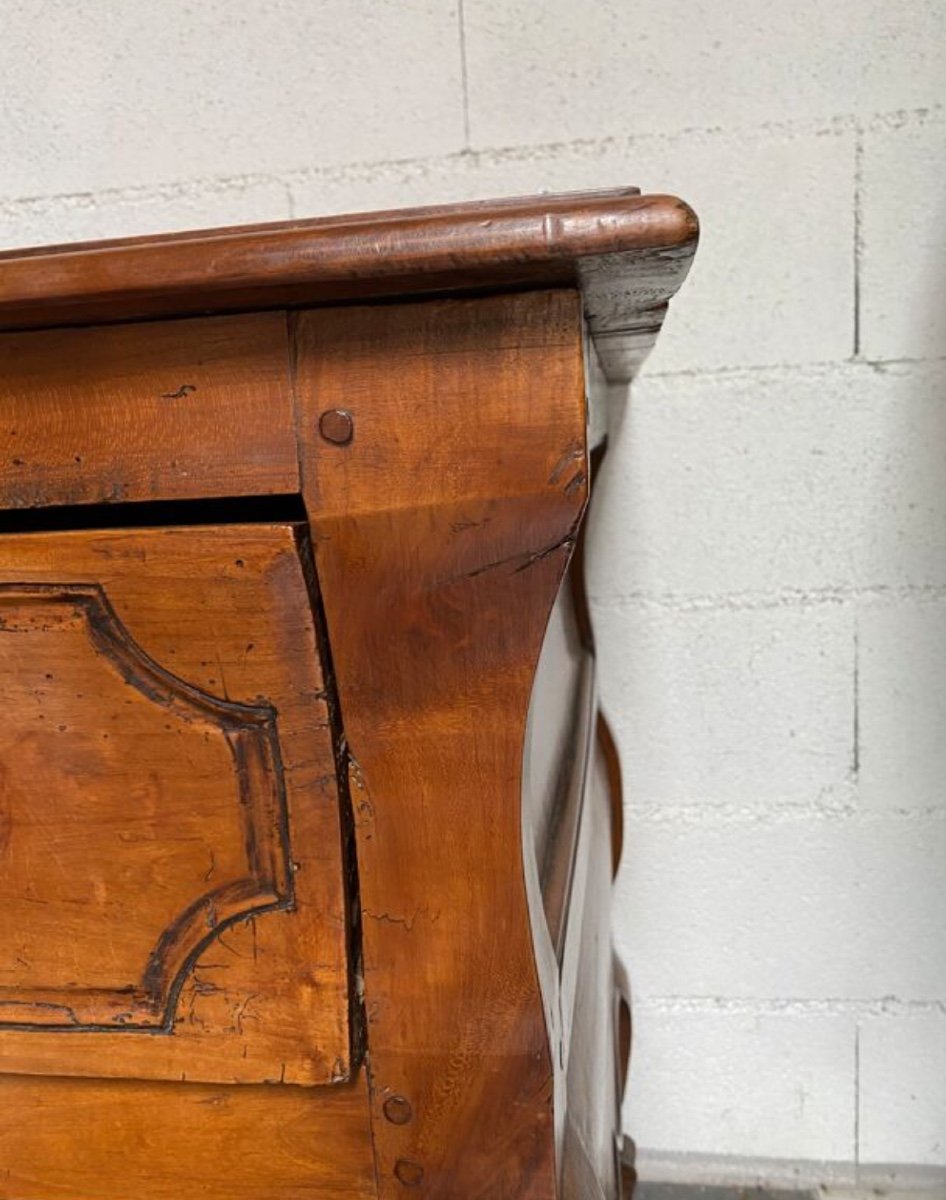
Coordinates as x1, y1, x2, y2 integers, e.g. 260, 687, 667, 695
2, 0, 944, 1180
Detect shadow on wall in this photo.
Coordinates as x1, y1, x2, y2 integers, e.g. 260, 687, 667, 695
860, 181, 946, 883
587, 190, 946, 1173
865, 185, 946, 800
849, 189, 946, 1167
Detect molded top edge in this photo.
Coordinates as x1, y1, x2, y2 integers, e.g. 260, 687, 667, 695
0, 187, 699, 379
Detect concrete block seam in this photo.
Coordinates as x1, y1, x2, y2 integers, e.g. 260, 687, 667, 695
0, 102, 942, 215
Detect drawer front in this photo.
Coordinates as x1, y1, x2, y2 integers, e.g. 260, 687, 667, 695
0, 312, 298, 510
0, 522, 351, 1087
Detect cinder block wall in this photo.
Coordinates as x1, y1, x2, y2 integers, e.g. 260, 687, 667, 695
2, 0, 944, 1180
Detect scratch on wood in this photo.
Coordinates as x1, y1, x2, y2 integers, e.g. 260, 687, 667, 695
450, 517, 492, 534
465, 530, 578, 580
232, 991, 260, 1035
217, 930, 248, 958
190, 971, 224, 998
0, 999, 80, 1025
362, 905, 442, 932
563, 470, 586, 496
548, 440, 583, 485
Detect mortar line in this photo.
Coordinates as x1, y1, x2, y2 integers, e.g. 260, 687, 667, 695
852, 619, 860, 781
854, 1023, 861, 1169
3, 103, 943, 215
853, 124, 864, 358
457, 0, 472, 149
622, 801, 946, 826
635, 995, 946, 1017
643, 354, 946, 382
591, 581, 946, 614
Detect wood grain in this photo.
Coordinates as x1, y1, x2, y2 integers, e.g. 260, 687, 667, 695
0, 1071, 376, 1199
294, 290, 589, 1198
0, 583, 289, 1030
0, 313, 298, 509
0, 183, 702, 1195
0, 524, 352, 1087
0, 189, 698, 382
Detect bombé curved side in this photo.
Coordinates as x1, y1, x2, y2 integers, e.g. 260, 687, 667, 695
295, 289, 589, 1199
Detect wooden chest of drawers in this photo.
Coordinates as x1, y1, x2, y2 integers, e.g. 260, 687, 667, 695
0, 188, 697, 1199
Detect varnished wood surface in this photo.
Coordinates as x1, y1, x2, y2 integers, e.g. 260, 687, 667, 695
0, 524, 351, 1087
0, 181, 701, 1192
0, 286, 635, 1197
0, 1071, 376, 1199
0, 313, 298, 509
295, 291, 589, 1198
0, 188, 697, 381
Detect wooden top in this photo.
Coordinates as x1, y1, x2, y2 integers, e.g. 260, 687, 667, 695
0, 187, 698, 380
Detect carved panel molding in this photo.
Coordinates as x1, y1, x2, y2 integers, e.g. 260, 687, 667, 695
0, 583, 292, 1033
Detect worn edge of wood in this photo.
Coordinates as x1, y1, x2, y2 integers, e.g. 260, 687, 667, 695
0, 188, 698, 381
292, 523, 368, 1078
